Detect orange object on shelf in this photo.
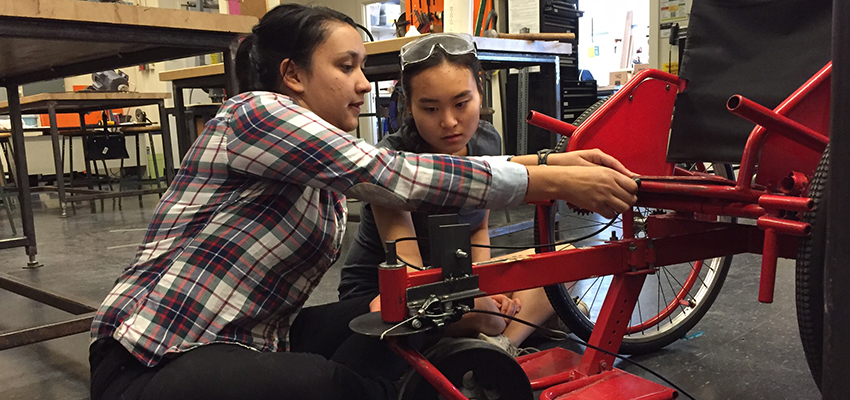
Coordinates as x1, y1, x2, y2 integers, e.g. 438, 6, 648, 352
37, 85, 123, 128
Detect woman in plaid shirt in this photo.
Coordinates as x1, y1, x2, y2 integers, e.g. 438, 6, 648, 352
89, 4, 638, 400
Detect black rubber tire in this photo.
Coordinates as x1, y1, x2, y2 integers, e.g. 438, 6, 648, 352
796, 145, 829, 391
543, 164, 735, 355
398, 338, 534, 400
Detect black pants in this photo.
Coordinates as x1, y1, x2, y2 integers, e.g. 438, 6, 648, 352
90, 296, 407, 400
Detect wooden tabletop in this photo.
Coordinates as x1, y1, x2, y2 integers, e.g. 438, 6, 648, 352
0, 0, 255, 32
0, 0, 257, 85
0, 92, 171, 115
159, 64, 225, 82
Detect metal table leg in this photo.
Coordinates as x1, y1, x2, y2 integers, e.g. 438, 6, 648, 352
4, 84, 40, 268
173, 81, 190, 161
46, 102, 67, 218
157, 100, 175, 185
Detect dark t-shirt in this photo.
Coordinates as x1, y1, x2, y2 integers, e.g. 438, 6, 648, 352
338, 120, 503, 300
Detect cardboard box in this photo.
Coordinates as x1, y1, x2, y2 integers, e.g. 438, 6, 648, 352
633, 63, 650, 75
609, 70, 633, 86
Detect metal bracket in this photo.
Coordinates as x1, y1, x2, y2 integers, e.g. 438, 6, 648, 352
405, 214, 484, 327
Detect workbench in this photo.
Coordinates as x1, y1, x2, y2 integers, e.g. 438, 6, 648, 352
0, 0, 255, 351
0, 92, 172, 217
160, 35, 573, 159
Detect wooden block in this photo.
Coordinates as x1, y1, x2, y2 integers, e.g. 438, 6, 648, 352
159, 64, 224, 82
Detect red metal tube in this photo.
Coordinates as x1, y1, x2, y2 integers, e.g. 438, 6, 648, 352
779, 171, 809, 196
756, 215, 811, 237
639, 180, 762, 203
637, 195, 767, 219
379, 263, 408, 323
758, 194, 814, 213
625, 68, 687, 91
734, 63, 831, 192
759, 229, 778, 303
527, 110, 577, 137
622, 208, 635, 239
388, 339, 468, 400
727, 94, 829, 153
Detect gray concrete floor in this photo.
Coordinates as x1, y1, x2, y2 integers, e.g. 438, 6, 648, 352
0, 193, 821, 399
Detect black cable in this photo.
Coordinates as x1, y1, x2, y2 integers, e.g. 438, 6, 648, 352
389, 215, 617, 252
473, 216, 617, 250
396, 254, 424, 271
388, 216, 617, 270
463, 308, 697, 400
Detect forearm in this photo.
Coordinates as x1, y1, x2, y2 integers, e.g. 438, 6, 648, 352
228, 94, 528, 212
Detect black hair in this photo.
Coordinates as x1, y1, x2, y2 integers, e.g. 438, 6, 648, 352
397, 48, 483, 152
235, 3, 356, 93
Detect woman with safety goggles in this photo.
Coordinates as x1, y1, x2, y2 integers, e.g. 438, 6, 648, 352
340, 33, 591, 358
89, 5, 638, 400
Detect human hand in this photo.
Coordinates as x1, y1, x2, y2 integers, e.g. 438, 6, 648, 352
490, 294, 521, 323
546, 149, 638, 178
525, 164, 639, 219
564, 165, 638, 218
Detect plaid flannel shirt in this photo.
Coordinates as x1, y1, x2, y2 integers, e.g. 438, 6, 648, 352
91, 92, 528, 367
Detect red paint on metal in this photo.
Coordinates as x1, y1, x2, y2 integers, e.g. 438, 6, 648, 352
779, 171, 809, 196
378, 264, 408, 322
758, 194, 814, 213
756, 215, 811, 237
578, 273, 647, 375
727, 95, 828, 152
759, 229, 778, 303
734, 63, 831, 192
540, 368, 678, 400
518, 347, 584, 390
527, 111, 577, 137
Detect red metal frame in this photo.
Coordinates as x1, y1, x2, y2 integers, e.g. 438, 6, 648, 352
565, 69, 685, 177
377, 64, 832, 399
733, 63, 832, 193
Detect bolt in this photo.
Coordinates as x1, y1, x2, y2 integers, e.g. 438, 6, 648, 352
629, 243, 637, 251
629, 95, 634, 101
666, 84, 671, 91
411, 319, 422, 329
455, 249, 468, 259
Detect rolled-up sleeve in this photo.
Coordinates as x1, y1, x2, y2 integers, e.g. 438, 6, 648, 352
483, 157, 528, 209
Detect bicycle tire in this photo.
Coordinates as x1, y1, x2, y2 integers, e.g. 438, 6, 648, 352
796, 145, 829, 390
543, 164, 735, 354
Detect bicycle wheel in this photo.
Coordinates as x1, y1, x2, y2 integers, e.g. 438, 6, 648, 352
543, 163, 735, 354
796, 145, 829, 390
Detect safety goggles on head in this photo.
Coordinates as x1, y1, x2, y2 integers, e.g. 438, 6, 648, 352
400, 33, 477, 71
